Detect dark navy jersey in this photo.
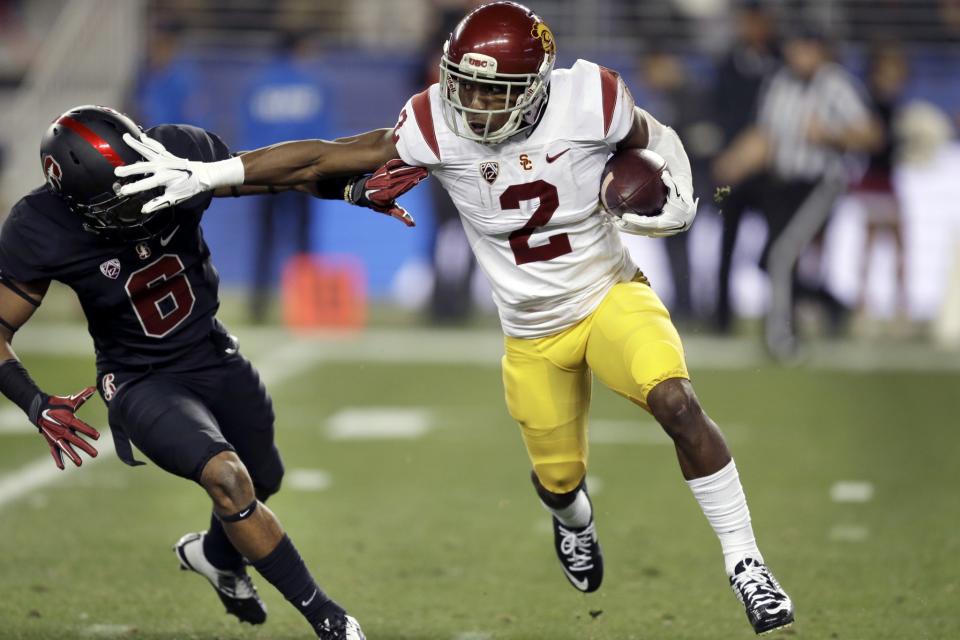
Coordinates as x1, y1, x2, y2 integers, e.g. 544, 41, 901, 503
0, 124, 230, 372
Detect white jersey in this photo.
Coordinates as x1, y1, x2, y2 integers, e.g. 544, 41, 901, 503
394, 59, 638, 338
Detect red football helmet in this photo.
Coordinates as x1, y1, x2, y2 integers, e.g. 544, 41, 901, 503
439, 1, 557, 144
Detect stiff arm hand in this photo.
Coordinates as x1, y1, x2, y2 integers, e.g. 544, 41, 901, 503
344, 160, 428, 227
115, 133, 244, 213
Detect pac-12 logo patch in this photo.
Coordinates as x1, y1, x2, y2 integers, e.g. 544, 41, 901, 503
100, 258, 121, 279
42, 155, 63, 191
480, 161, 499, 185
101, 373, 116, 402
135, 243, 151, 260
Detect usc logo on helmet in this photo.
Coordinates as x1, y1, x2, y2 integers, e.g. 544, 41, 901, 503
530, 22, 556, 56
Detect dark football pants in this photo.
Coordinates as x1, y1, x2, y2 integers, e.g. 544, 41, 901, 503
104, 351, 284, 494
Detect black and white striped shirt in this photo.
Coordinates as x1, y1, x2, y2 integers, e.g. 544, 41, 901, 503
758, 62, 869, 181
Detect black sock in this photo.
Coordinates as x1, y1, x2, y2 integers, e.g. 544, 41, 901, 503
203, 513, 244, 571
252, 535, 343, 632
530, 470, 583, 509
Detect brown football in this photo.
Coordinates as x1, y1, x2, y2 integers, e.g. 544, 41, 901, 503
599, 148, 668, 217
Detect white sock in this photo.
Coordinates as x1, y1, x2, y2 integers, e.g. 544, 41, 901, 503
542, 489, 592, 529
686, 459, 762, 576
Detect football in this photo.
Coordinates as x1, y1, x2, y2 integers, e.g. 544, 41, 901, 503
599, 148, 669, 217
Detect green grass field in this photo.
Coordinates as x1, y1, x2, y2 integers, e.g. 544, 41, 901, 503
1, 322, 958, 640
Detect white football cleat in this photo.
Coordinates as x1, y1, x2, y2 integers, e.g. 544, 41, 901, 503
316, 613, 365, 640
174, 531, 267, 625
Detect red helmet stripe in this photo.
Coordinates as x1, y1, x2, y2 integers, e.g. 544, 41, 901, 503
56, 116, 126, 167
411, 90, 441, 161
599, 66, 620, 137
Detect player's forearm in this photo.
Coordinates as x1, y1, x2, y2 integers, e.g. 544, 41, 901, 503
643, 112, 694, 200
0, 356, 44, 417
239, 129, 398, 187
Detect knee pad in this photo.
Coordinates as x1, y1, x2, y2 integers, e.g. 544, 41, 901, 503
533, 460, 586, 495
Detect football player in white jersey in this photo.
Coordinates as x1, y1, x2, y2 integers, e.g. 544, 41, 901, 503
118, 2, 793, 633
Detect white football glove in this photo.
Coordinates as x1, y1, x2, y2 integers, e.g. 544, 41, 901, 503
114, 133, 244, 214
613, 169, 699, 238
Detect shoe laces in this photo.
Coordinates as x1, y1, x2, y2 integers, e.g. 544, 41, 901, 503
216, 568, 258, 600
731, 559, 787, 611
558, 522, 596, 572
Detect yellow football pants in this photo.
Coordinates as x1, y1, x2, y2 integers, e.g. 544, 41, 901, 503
501, 278, 689, 494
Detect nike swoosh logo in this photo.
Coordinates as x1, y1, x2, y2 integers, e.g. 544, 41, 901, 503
41, 409, 65, 427
159, 225, 180, 247
546, 148, 570, 163
301, 589, 318, 607
561, 566, 590, 591
237, 509, 250, 518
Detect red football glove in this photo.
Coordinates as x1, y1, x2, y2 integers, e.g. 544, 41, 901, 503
32, 387, 100, 470
348, 159, 428, 227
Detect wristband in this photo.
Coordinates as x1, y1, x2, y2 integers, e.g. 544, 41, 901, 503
206, 156, 245, 189
0, 359, 44, 418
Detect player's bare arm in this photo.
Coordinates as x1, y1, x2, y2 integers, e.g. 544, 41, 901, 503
0, 277, 99, 469
238, 128, 399, 185
115, 127, 424, 227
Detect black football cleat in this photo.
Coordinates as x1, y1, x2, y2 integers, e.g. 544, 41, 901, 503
552, 514, 604, 593
175, 531, 267, 625
729, 557, 794, 634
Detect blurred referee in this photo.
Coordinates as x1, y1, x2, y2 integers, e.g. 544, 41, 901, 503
714, 24, 881, 359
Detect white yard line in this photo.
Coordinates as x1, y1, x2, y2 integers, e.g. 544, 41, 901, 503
15, 323, 960, 372
830, 481, 875, 503
80, 624, 136, 637
829, 525, 870, 542
0, 406, 33, 434
0, 342, 329, 513
326, 407, 433, 440
285, 468, 332, 492
0, 434, 115, 511
590, 419, 673, 445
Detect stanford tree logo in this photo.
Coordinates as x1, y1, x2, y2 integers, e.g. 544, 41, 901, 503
42, 155, 62, 191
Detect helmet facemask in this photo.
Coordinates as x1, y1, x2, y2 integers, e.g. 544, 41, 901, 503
439, 44, 554, 144
68, 180, 168, 242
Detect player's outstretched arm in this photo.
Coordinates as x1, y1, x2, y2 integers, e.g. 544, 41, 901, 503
212, 156, 428, 228
0, 278, 100, 470
613, 108, 699, 238
116, 128, 408, 215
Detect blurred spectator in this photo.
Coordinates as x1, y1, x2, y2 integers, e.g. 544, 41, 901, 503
639, 47, 719, 322
714, 24, 881, 359
712, 0, 780, 333
135, 23, 212, 128
849, 43, 909, 336
0, 0, 33, 87
421, 1, 482, 325
239, 31, 332, 323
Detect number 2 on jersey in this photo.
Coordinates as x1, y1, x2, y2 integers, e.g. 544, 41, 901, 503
501, 180, 572, 265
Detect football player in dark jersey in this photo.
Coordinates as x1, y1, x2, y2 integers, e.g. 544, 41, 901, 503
0, 105, 425, 640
